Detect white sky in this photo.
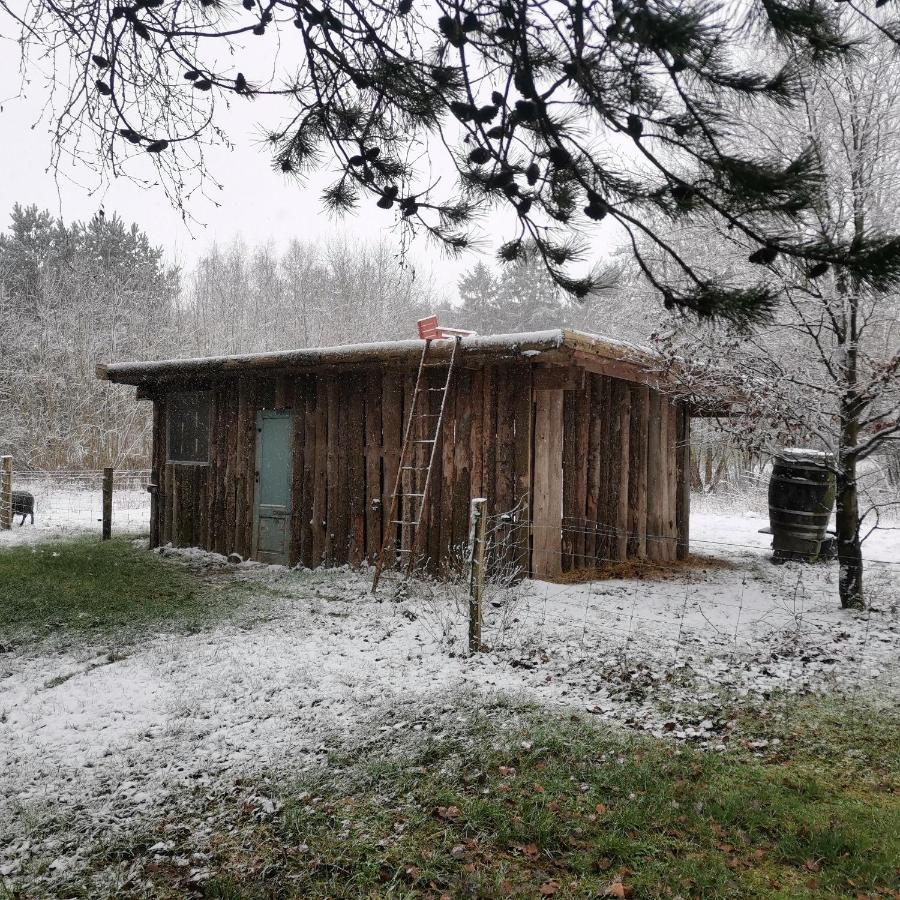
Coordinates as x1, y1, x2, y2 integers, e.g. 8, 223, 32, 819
0, 27, 619, 299
0, 38, 459, 292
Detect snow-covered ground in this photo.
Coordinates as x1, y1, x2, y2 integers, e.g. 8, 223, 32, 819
0, 473, 150, 546
1, 505, 898, 888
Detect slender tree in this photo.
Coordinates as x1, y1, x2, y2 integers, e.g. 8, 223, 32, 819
5, 0, 900, 323
648, 39, 900, 608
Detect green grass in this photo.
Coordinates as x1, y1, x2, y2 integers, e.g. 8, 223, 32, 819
0, 537, 245, 644
80, 697, 899, 900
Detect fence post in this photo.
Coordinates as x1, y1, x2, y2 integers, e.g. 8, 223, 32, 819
0, 456, 11, 530
102, 467, 113, 540
468, 497, 487, 654
148, 467, 160, 549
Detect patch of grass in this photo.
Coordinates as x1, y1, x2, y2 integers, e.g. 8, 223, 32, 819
0, 537, 227, 642
74, 697, 899, 899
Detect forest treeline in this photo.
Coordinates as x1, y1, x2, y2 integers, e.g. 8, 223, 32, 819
0, 204, 643, 470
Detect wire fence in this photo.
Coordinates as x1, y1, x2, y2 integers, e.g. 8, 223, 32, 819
404, 507, 900, 716
0, 470, 151, 536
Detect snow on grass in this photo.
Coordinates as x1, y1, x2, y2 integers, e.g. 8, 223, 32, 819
1, 508, 898, 888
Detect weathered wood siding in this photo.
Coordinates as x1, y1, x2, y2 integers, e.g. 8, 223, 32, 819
553, 374, 683, 574
153, 363, 533, 572
151, 362, 688, 576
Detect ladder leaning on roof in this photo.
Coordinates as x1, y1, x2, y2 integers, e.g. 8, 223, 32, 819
371, 336, 460, 593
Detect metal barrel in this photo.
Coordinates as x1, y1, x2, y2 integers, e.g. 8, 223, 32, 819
768, 449, 835, 562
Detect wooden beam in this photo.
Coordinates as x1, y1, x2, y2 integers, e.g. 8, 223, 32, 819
533, 365, 584, 391
531, 388, 564, 579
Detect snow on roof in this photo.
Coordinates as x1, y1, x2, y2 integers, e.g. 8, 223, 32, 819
97, 328, 664, 386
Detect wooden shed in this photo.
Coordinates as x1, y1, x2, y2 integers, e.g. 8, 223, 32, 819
97, 329, 691, 578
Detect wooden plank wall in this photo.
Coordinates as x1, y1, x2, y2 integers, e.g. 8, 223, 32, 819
153, 363, 532, 573
556, 374, 681, 572
152, 365, 686, 575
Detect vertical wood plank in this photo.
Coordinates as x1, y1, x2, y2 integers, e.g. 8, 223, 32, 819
380, 373, 403, 566
311, 378, 329, 566
666, 399, 678, 561
573, 383, 590, 567
439, 368, 458, 568
614, 380, 631, 561
511, 364, 532, 576
274, 374, 290, 409
289, 378, 307, 566
349, 379, 366, 567
585, 377, 602, 564
151, 399, 165, 549
425, 366, 445, 569
452, 369, 473, 564
531, 389, 564, 578
627, 384, 650, 559
244, 377, 259, 559
300, 380, 317, 567
676, 401, 691, 560
400, 374, 417, 560
365, 371, 383, 563
469, 368, 484, 502
646, 390, 664, 561
561, 388, 577, 571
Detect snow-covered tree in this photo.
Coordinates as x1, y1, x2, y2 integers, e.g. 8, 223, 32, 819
649, 40, 900, 609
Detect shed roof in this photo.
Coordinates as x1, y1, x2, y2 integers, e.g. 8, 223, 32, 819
97, 329, 666, 387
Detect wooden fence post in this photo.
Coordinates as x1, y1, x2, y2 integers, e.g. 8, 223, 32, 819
102, 467, 113, 541
0, 456, 11, 530
148, 467, 160, 549
468, 497, 487, 654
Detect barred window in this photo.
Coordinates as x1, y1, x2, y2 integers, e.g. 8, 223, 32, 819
167, 392, 210, 464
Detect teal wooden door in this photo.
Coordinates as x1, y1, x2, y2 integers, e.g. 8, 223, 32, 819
253, 410, 293, 565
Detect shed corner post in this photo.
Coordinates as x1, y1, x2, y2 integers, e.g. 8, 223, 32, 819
102, 467, 113, 541
148, 468, 160, 549
676, 401, 691, 560
0, 456, 12, 530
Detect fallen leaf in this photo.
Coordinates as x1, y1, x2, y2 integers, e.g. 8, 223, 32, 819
804, 859, 821, 873
450, 845, 467, 860
595, 803, 607, 815
539, 881, 559, 896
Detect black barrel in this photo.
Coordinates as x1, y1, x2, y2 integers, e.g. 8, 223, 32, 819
768, 449, 835, 562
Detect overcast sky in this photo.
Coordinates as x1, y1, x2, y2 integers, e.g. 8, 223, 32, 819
0, 36, 477, 292
0, 29, 618, 302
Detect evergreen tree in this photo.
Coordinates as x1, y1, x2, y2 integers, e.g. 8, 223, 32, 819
457, 261, 500, 333
9, 1, 900, 325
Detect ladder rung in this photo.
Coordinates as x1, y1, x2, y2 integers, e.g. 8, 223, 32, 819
406, 492, 425, 497
392, 519, 420, 526
401, 466, 428, 471
413, 439, 435, 443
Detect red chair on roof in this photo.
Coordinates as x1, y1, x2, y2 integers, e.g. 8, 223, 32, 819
416, 315, 476, 340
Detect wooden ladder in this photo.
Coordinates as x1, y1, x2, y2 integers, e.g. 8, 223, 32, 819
372, 337, 460, 592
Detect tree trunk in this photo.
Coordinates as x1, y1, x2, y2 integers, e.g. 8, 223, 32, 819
835, 457, 863, 609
